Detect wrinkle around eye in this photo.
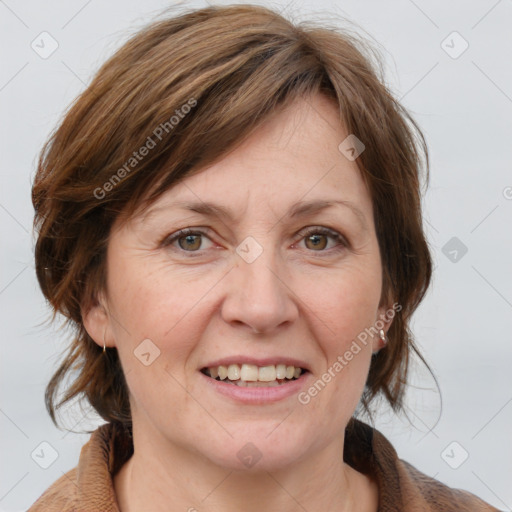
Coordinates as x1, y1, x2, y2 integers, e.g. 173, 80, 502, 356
158, 226, 357, 262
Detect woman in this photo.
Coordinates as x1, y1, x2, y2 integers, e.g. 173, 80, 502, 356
28, 4, 500, 511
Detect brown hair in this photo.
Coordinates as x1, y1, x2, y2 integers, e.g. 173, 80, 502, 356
32, 4, 432, 429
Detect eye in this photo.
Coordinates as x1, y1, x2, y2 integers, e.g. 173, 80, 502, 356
163, 228, 213, 252
297, 226, 347, 253
162, 226, 348, 256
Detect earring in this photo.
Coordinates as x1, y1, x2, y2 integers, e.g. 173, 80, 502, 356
379, 329, 387, 347
103, 329, 106, 353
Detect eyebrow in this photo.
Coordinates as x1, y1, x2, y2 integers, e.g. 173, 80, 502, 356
143, 199, 368, 231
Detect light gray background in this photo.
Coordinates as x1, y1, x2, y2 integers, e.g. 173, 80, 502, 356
1, 0, 511, 510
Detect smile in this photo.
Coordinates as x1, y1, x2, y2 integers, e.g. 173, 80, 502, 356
201, 363, 305, 387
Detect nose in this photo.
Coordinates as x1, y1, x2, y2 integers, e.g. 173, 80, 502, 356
220, 249, 299, 334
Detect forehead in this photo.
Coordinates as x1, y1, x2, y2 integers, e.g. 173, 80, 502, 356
130, 94, 373, 228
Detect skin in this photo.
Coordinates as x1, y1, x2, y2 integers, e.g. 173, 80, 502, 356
83, 93, 394, 512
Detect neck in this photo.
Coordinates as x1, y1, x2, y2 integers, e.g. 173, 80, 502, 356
113, 419, 377, 512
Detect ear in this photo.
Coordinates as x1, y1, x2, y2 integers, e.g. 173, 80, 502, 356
81, 292, 114, 350
372, 301, 398, 353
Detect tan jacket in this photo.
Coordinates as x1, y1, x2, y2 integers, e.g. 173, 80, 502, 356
28, 418, 500, 511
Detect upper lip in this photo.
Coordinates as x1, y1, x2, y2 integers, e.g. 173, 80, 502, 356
201, 356, 311, 372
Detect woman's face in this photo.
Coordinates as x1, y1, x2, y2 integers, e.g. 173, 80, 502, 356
85, 93, 392, 471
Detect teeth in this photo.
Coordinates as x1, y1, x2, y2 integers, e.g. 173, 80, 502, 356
258, 365, 276, 381
240, 364, 258, 381
218, 365, 228, 380
205, 363, 304, 383
227, 364, 240, 380
246, 380, 279, 387
275, 364, 287, 379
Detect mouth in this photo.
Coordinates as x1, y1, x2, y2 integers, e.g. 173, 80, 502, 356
200, 363, 309, 387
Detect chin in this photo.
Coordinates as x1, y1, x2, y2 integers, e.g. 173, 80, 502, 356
193, 423, 314, 472
208, 445, 307, 473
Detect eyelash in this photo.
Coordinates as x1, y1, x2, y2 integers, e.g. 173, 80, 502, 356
162, 226, 348, 257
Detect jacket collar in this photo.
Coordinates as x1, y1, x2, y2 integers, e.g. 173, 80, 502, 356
73, 418, 398, 511
31, 417, 497, 511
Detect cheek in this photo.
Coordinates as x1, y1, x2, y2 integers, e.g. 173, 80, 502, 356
300, 259, 381, 411
106, 261, 214, 427
306, 259, 382, 346
106, 254, 226, 399
107, 252, 210, 340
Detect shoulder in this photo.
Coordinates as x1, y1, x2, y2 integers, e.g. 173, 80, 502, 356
395, 457, 501, 511
345, 419, 502, 512
27, 422, 130, 511
27, 467, 78, 511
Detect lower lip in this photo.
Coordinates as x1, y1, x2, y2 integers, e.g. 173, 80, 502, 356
200, 371, 311, 404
